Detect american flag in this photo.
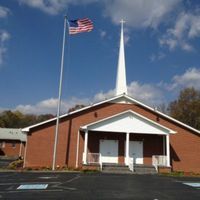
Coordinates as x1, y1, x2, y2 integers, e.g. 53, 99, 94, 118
68, 18, 93, 35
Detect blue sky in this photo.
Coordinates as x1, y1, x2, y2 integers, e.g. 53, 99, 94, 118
0, 0, 200, 114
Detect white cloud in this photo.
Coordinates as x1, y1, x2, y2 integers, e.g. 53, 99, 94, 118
169, 67, 200, 90
0, 6, 10, 66
0, 6, 10, 18
8, 67, 200, 115
93, 89, 115, 102
128, 81, 164, 106
16, 0, 181, 31
123, 27, 130, 45
93, 81, 164, 106
11, 80, 165, 114
0, 30, 10, 65
18, 0, 68, 15
159, 11, 200, 51
15, 97, 89, 115
17, 0, 98, 15
99, 30, 106, 39
103, 0, 181, 29
0, 31, 10, 42
124, 34, 130, 45
7, 66, 200, 115
99, 27, 130, 45
150, 52, 166, 62
159, 37, 178, 51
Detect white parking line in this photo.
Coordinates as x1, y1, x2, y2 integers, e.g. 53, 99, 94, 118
66, 175, 80, 183
0, 189, 63, 193
17, 184, 48, 190
0, 181, 60, 185
39, 176, 58, 179
183, 182, 200, 189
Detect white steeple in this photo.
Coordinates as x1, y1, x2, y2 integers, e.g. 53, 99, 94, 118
116, 19, 127, 96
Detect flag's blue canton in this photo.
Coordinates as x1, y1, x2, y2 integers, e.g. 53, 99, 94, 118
68, 20, 78, 27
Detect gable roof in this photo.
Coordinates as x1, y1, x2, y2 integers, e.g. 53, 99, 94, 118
22, 94, 200, 134
81, 110, 176, 134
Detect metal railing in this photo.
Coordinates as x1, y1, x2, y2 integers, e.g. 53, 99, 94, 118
152, 155, 167, 171
87, 153, 100, 164
99, 153, 102, 171
128, 157, 134, 172
86, 153, 103, 171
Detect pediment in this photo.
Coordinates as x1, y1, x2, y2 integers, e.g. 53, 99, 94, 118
81, 110, 176, 135
110, 96, 133, 104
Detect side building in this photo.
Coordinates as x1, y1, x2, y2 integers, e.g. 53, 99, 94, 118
0, 128, 26, 158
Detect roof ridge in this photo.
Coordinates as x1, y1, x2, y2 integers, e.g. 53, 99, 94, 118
22, 94, 200, 135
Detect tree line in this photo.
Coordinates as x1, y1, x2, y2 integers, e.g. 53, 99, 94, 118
0, 111, 54, 128
0, 87, 199, 130
167, 87, 200, 130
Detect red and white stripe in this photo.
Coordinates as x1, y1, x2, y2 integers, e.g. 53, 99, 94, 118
69, 18, 93, 35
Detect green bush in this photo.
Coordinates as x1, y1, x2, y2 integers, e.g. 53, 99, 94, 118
8, 159, 23, 169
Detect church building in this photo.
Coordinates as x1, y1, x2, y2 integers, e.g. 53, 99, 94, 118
22, 22, 200, 174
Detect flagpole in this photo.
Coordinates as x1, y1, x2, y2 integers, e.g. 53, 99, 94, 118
52, 15, 68, 171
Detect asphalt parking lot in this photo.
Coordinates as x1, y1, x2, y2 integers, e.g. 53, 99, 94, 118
0, 172, 199, 200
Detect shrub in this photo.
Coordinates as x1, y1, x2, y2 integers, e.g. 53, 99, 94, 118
8, 159, 23, 169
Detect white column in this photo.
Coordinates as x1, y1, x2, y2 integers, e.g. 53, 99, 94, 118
166, 134, 170, 167
125, 132, 130, 165
75, 130, 80, 168
19, 141, 22, 157
83, 130, 88, 164
23, 141, 28, 168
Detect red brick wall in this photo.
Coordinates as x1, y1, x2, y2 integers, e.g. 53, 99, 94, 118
25, 120, 70, 168
25, 102, 200, 173
0, 140, 24, 157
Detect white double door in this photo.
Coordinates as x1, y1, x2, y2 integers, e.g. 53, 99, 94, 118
128, 141, 143, 164
100, 140, 118, 163
99, 140, 143, 164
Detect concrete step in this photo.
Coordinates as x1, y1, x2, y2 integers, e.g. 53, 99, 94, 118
134, 164, 157, 174
102, 164, 132, 174
101, 163, 157, 174
103, 170, 132, 174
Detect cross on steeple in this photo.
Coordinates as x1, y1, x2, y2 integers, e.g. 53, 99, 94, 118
120, 19, 126, 25
115, 19, 127, 96
120, 19, 125, 30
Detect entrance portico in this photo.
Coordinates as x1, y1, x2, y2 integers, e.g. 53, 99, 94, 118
80, 110, 176, 169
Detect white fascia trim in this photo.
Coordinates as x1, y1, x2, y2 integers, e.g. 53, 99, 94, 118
81, 109, 176, 134
22, 94, 126, 132
22, 94, 200, 135
123, 95, 200, 135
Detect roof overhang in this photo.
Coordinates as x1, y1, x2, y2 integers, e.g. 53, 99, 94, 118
0, 128, 27, 141
22, 94, 200, 135
81, 110, 176, 135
